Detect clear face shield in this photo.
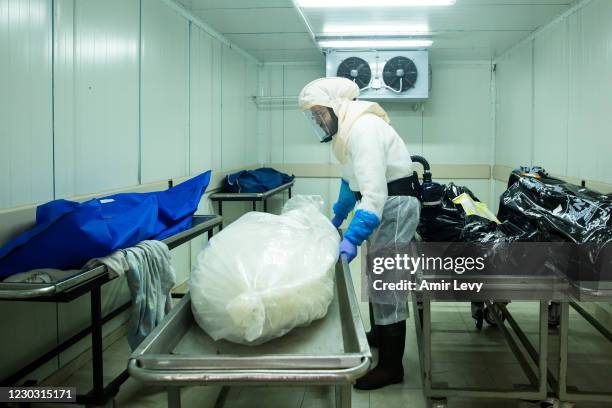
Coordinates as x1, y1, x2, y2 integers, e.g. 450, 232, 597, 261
304, 106, 338, 143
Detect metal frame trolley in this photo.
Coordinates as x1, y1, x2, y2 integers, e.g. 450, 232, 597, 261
128, 256, 371, 408
553, 282, 612, 407
412, 273, 571, 408
209, 181, 294, 228
0, 215, 222, 405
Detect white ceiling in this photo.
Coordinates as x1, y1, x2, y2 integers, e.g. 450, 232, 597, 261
184, 0, 575, 63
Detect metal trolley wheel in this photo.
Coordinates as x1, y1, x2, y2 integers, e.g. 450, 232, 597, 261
484, 304, 506, 327
472, 302, 507, 329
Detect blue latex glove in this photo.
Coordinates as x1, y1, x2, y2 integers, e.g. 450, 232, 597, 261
344, 209, 381, 246
332, 179, 357, 226
339, 238, 358, 263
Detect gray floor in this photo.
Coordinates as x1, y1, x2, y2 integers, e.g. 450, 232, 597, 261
46, 254, 612, 408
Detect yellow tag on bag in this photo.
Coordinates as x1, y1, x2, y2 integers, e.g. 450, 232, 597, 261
451, 193, 501, 224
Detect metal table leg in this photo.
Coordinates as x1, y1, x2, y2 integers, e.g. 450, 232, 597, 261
168, 387, 181, 408
218, 202, 223, 229
334, 384, 351, 408
558, 302, 570, 402
537, 301, 549, 396
252, 201, 256, 211
288, 187, 292, 199
213, 386, 231, 408
422, 299, 433, 394
90, 285, 104, 401
263, 199, 268, 212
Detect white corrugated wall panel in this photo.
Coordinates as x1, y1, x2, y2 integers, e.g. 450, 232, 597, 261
220, 46, 246, 170
533, 19, 568, 176
0, 0, 53, 209
382, 104, 423, 156
495, 42, 533, 168
282, 64, 327, 164
140, 0, 189, 183
263, 65, 284, 164
189, 24, 214, 175
423, 63, 492, 165
495, 0, 612, 188
54, 0, 140, 197
567, 0, 612, 185
245, 62, 259, 165
210, 39, 223, 172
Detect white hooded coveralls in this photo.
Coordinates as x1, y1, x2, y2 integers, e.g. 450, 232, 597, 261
299, 77, 419, 325
298, 77, 414, 219
342, 114, 414, 218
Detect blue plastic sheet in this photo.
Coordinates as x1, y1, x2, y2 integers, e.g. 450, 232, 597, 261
0, 171, 211, 278
222, 167, 294, 193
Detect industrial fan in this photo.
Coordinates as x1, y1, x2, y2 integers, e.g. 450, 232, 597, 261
382, 56, 418, 92
336, 56, 372, 89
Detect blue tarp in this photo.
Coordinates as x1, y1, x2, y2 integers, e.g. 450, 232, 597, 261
0, 171, 211, 278
222, 167, 294, 193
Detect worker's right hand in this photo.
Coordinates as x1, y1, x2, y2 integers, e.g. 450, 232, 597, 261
331, 215, 344, 229
339, 238, 357, 263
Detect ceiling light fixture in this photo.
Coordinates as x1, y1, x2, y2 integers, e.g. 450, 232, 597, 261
318, 39, 433, 49
322, 24, 431, 36
297, 0, 455, 7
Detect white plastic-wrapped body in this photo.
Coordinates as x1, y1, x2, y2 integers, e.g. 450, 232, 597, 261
190, 195, 340, 345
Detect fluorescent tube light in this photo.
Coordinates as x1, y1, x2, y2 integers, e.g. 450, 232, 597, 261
298, 0, 455, 7
318, 39, 433, 49
322, 24, 430, 35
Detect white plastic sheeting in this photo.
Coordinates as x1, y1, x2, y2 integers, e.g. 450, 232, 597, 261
190, 196, 340, 345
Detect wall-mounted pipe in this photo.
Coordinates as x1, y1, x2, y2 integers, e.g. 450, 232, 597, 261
290, 0, 323, 54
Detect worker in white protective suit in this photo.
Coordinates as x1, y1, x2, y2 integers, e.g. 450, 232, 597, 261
298, 77, 421, 390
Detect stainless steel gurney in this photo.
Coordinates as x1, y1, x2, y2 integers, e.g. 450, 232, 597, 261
128, 256, 371, 408
0, 215, 222, 300
0, 215, 222, 405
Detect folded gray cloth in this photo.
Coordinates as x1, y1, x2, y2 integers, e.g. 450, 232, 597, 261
84, 240, 176, 349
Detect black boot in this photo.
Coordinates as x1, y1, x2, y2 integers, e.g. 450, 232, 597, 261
366, 302, 378, 347
354, 320, 405, 390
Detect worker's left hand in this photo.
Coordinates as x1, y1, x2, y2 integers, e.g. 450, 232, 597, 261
339, 238, 357, 263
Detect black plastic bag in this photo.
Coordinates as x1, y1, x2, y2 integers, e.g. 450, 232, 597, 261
497, 168, 612, 282
499, 168, 612, 243
461, 216, 542, 243
417, 183, 480, 242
